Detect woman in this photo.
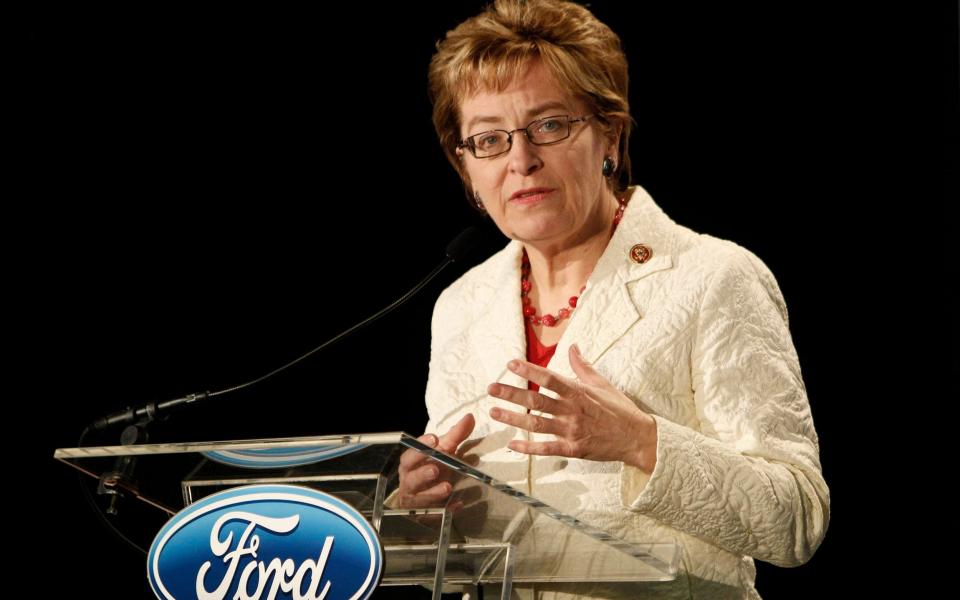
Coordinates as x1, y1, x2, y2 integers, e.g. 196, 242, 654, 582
396, 1, 829, 598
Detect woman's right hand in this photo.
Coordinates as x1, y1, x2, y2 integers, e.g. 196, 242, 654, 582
396, 413, 475, 509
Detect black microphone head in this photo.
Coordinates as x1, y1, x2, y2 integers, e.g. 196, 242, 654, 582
445, 226, 486, 262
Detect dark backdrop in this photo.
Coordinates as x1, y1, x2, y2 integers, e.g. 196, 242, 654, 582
23, 2, 953, 598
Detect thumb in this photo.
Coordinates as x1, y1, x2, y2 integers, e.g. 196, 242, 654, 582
440, 413, 475, 451
569, 344, 597, 381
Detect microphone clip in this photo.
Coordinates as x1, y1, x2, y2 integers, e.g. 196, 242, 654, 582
97, 423, 148, 516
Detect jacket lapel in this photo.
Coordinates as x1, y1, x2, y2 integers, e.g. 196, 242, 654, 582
468, 186, 678, 397
473, 241, 529, 392
545, 186, 676, 381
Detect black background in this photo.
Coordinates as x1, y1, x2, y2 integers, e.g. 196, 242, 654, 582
21, 2, 955, 598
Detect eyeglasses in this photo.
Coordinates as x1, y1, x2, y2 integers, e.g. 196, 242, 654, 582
458, 114, 594, 159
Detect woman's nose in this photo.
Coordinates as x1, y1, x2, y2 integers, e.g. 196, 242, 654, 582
507, 133, 543, 176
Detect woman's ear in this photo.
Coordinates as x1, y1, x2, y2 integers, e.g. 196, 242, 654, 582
456, 151, 473, 186
606, 121, 623, 158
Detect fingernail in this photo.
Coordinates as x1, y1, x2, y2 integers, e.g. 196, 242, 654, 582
572, 343, 581, 355
508, 360, 520, 371
428, 434, 438, 447
490, 408, 500, 419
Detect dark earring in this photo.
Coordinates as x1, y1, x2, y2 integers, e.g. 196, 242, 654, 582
474, 190, 486, 212
602, 157, 615, 178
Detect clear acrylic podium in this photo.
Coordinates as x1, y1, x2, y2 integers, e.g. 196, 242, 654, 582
55, 432, 680, 599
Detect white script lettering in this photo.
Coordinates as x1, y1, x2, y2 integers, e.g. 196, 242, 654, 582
195, 511, 333, 600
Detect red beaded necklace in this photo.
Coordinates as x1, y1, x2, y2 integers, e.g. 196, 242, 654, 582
521, 194, 629, 327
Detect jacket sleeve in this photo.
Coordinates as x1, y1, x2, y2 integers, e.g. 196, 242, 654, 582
619, 247, 830, 567
384, 286, 464, 512
422, 283, 470, 438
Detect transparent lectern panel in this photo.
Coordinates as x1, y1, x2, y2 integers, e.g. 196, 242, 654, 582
55, 432, 680, 587
386, 436, 679, 584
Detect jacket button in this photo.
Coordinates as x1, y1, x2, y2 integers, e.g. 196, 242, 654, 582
630, 244, 653, 264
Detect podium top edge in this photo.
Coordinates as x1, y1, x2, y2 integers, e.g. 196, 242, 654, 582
53, 431, 411, 459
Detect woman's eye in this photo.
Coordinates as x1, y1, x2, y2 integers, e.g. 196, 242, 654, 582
539, 119, 561, 132
479, 134, 503, 148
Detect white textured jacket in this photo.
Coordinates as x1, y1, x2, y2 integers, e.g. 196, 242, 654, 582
423, 185, 829, 599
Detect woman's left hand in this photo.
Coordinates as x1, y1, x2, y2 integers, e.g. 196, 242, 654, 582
487, 344, 658, 474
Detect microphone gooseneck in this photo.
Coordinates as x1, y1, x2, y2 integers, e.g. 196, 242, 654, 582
88, 226, 487, 432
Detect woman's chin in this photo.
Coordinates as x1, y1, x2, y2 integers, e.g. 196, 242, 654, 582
508, 222, 569, 245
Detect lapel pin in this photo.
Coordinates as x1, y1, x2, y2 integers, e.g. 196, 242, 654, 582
629, 243, 653, 264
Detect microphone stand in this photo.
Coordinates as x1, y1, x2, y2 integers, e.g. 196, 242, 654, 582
78, 225, 489, 554
97, 420, 151, 517
80, 402, 171, 556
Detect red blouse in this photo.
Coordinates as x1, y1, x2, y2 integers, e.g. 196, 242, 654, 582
525, 319, 557, 392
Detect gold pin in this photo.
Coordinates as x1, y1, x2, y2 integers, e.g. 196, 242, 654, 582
629, 244, 653, 264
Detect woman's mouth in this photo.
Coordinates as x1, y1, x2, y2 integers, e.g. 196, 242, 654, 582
510, 189, 554, 204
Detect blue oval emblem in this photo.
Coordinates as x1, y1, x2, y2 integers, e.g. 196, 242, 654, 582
148, 485, 383, 600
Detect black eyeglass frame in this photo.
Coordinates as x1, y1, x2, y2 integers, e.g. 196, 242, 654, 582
457, 114, 595, 159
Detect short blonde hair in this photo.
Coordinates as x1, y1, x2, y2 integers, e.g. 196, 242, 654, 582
428, 0, 633, 207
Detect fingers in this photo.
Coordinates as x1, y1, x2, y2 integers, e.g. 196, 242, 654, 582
403, 414, 473, 471
486, 382, 568, 415
568, 344, 602, 386
400, 433, 439, 471
401, 463, 448, 496
398, 444, 443, 500
505, 359, 579, 398
399, 480, 454, 508
398, 418, 476, 510
439, 413, 475, 453
489, 406, 563, 436
507, 438, 572, 457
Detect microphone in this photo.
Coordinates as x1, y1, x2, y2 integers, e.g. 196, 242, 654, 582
90, 392, 209, 432
446, 225, 485, 262
88, 226, 488, 432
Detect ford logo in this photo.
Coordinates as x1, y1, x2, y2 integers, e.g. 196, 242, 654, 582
147, 484, 383, 600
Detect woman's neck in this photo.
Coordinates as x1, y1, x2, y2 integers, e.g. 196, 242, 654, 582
522, 192, 620, 296
524, 238, 603, 292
